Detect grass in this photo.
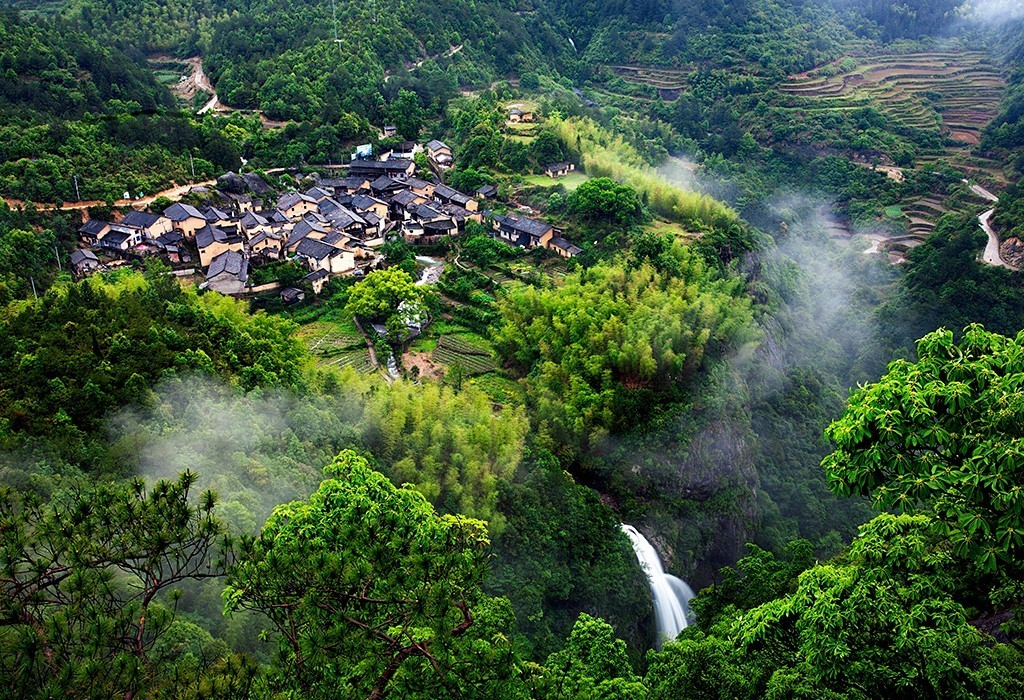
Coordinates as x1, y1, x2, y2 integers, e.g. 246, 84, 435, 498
522, 171, 590, 191
884, 205, 904, 219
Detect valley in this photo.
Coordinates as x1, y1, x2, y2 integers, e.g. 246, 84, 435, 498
1, 1, 1024, 697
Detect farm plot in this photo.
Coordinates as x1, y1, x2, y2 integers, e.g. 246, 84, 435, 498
780, 51, 1005, 148
431, 335, 498, 375
299, 322, 377, 373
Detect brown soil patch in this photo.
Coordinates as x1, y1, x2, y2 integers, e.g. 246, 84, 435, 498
404, 350, 445, 381
949, 129, 981, 145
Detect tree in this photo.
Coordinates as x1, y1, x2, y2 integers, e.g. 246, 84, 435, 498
0, 473, 228, 697
566, 177, 646, 228
223, 450, 491, 699
345, 267, 424, 323
390, 89, 425, 140
824, 325, 1024, 573
540, 614, 645, 699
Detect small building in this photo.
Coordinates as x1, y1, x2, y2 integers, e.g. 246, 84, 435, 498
546, 236, 583, 259
206, 249, 249, 296
196, 224, 245, 268
98, 224, 142, 253
544, 162, 576, 178
426, 140, 453, 168
492, 213, 554, 249
304, 268, 330, 295
507, 107, 534, 124
295, 237, 355, 275
351, 194, 389, 220
476, 184, 498, 200
276, 192, 318, 220
163, 202, 208, 238
70, 249, 101, 277
249, 230, 284, 259
433, 184, 478, 212
120, 210, 172, 240
78, 219, 110, 245
381, 125, 398, 139
348, 159, 416, 178
280, 287, 306, 304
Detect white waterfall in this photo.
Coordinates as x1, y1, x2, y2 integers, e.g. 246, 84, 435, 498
621, 524, 694, 649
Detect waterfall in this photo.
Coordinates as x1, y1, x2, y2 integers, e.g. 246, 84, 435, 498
621, 524, 694, 649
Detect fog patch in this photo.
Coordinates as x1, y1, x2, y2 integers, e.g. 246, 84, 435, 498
107, 375, 365, 533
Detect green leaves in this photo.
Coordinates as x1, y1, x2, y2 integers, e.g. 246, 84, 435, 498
823, 325, 1024, 575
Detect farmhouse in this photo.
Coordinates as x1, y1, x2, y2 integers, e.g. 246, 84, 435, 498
163, 202, 207, 238
120, 210, 172, 240
196, 224, 245, 268
70, 249, 101, 277
544, 162, 576, 178
433, 184, 478, 212
78, 219, 110, 245
348, 158, 416, 178
205, 250, 249, 296
426, 140, 453, 168
492, 213, 554, 248
277, 192, 319, 220
546, 236, 583, 259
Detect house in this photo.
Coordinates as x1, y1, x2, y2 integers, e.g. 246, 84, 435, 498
280, 287, 306, 304
507, 107, 524, 123
196, 224, 245, 268
433, 184, 478, 212
205, 249, 249, 296
546, 236, 583, 258
98, 224, 142, 253
370, 176, 409, 197
295, 237, 355, 275
304, 186, 334, 202
389, 141, 421, 159
348, 159, 416, 178
120, 210, 172, 240
399, 175, 435, 198
285, 218, 330, 252
277, 192, 318, 220
249, 230, 284, 259
492, 214, 554, 248
70, 249, 101, 277
426, 140, 453, 167
390, 189, 426, 219
351, 194, 389, 220
381, 125, 398, 139
163, 202, 208, 238
202, 206, 236, 227
323, 176, 370, 193
544, 162, 576, 178
79, 219, 110, 245
304, 268, 330, 295
240, 211, 271, 237
476, 184, 498, 200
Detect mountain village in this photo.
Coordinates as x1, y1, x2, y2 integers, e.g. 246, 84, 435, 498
71, 134, 582, 299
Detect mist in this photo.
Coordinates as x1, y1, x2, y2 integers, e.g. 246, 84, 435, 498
107, 375, 365, 532
964, 0, 1024, 23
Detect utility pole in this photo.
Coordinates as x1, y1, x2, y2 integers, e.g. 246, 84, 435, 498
331, 0, 343, 57
189, 152, 196, 179
30, 276, 37, 300
73, 174, 81, 201
54, 244, 62, 272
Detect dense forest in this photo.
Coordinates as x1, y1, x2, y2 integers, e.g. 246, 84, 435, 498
2, 0, 1024, 697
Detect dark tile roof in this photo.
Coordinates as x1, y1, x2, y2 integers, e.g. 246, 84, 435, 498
277, 192, 315, 211
434, 184, 472, 205
100, 230, 132, 248
305, 268, 330, 282
494, 213, 552, 237
70, 249, 99, 265
240, 211, 269, 229
196, 224, 243, 249
351, 194, 386, 211
207, 249, 248, 281
121, 210, 162, 229
426, 139, 449, 152
164, 202, 204, 221
79, 219, 109, 235
296, 237, 342, 261
348, 159, 414, 175
550, 236, 583, 255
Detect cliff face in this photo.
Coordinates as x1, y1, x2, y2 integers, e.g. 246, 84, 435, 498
1000, 237, 1024, 269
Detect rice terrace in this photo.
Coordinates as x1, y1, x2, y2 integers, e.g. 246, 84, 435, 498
780, 51, 1006, 151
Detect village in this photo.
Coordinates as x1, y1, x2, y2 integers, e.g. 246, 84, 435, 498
70, 125, 583, 300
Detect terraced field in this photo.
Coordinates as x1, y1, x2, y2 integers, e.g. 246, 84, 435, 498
299, 322, 377, 373
780, 51, 1005, 146
431, 335, 498, 375
607, 65, 692, 99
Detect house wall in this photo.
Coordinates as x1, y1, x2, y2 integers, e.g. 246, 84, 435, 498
199, 240, 243, 268
145, 217, 173, 239
174, 216, 207, 238
207, 274, 246, 296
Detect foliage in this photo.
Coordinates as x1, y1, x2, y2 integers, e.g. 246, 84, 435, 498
346, 267, 424, 324
566, 177, 646, 228
363, 381, 529, 524
825, 325, 1024, 574
0, 472, 228, 698
493, 258, 757, 447
651, 514, 1024, 699
224, 449, 492, 699
539, 613, 645, 699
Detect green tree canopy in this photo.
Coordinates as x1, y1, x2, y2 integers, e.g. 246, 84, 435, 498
223, 450, 492, 699
824, 325, 1024, 573
567, 177, 646, 228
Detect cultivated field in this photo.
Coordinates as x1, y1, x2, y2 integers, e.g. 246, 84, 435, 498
780, 51, 1005, 147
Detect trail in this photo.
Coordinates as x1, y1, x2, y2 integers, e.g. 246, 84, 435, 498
979, 209, 1017, 270
194, 59, 219, 115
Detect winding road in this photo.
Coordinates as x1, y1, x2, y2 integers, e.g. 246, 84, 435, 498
966, 180, 1018, 271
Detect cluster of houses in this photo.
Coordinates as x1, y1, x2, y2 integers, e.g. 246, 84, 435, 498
73, 153, 581, 296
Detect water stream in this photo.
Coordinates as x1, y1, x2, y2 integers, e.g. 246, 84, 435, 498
621, 524, 694, 649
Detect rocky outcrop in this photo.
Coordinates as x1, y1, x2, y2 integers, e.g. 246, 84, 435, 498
1000, 237, 1024, 269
